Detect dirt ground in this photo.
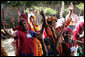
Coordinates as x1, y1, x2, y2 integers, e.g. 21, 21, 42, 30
2, 38, 16, 56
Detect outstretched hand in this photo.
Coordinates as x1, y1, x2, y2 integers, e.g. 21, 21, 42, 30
40, 10, 46, 23
69, 2, 74, 10
68, 2, 73, 19
40, 10, 44, 16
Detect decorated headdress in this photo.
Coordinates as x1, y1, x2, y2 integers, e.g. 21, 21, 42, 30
47, 16, 57, 22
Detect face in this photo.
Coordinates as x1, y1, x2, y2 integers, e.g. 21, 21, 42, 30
21, 21, 28, 30
63, 31, 73, 40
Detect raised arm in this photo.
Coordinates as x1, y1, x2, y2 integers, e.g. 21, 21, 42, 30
40, 10, 48, 25
2, 22, 16, 38
56, 21, 65, 42
64, 9, 73, 27
32, 26, 48, 56
32, 10, 47, 34
68, 9, 73, 19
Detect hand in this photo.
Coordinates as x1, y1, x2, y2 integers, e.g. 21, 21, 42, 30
69, 2, 74, 10
40, 10, 44, 16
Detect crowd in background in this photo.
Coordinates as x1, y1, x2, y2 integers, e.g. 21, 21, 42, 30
1, 2, 84, 56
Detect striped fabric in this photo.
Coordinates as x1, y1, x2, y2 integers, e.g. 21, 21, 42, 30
56, 17, 72, 56
33, 38, 43, 56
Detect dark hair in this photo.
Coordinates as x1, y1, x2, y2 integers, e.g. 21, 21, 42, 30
44, 38, 52, 46
47, 21, 52, 25
30, 16, 34, 19
29, 9, 32, 11
20, 20, 26, 26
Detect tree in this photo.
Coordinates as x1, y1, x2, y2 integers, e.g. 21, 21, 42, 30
76, 3, 84, 16
60, 1, 65, 18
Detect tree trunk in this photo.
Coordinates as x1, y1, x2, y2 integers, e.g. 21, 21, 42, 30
60, 1, 64, 18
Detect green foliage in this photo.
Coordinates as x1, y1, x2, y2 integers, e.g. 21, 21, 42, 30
1, 1, 84, 7
26, 1, 41, 8
1, 1, 27, 7
64, 1, 84, 5
44, 7, 57, 15
33, 6, 57, 15
64, 8, 69, 13
76, 3, 84, 10
5, 18, 18, 28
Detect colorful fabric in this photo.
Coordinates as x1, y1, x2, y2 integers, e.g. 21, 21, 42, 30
13, 18, 36, 56
29, 22, 40, 32
73, 22, 84, 40
15, 30, 36, 56
62, 27, 77, 56
77, 46, 84, 56
63, 27, 73, 34
28, 13, 35, 23
21, 11, 28, 17
43, 27, 49, 38
20, 13, 28, 22
33, 38, 43, 56
47, 17, 57, 22
56, 18, 72, 56
1, 41, 8, 56
28, 14, 40, 32
66, 13, 79, 25
45, 25, 56, 44
65, 17, 72, 27
1, 46, 8, 56
13, 13, 31, 31
62, 41, 77, 56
